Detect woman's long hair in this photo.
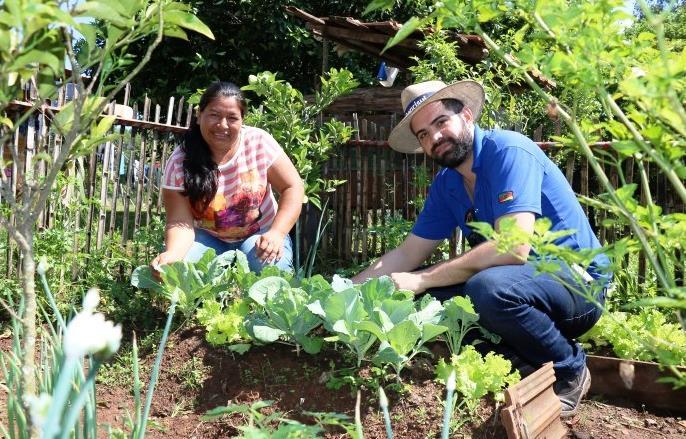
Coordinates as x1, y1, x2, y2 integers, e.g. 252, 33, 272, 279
182, 81, 247, 213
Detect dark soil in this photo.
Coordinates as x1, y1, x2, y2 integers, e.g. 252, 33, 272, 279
90, 327, 686, 438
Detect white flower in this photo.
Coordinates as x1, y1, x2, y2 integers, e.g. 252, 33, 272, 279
26, 393, 51, 429
36, 257, 49, 276
331, 274, 353, 292
82, 288, 100, 312
63, 296, 122, 360
631, 66, 646, 78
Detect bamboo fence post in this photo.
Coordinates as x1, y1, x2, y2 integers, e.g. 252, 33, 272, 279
108, 83, 130, 237
133, 96, 151, 236
352, 114, 362, 263
344, 134, 353, 261
380, 139, 387, 254
95, 103, 115, 249
121, 102, 139, 244
84, 147, 98, 255
145, 104, 161, 228
37, 109, 48, 228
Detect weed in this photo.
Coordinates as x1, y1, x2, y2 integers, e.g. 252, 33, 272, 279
176, 357, 210, 391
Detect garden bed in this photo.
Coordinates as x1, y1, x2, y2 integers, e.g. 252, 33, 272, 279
86, 327, 686, 438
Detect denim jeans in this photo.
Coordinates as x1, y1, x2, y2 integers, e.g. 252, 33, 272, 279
184, 228, 294, 273
424, 263, 606, 380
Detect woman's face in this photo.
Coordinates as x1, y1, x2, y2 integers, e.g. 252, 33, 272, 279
197, 96, 243, 151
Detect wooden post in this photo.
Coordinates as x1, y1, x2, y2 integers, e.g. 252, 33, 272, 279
133, 96, 151, 235
145, 105, 162, 228
96, 102, 117, 249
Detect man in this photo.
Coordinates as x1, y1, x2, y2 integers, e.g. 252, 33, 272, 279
352, 80, 610, 417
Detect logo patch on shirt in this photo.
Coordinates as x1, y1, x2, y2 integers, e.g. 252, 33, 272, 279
498, 191, 514, 203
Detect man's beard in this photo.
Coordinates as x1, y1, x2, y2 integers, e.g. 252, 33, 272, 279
431, 130, 473, 168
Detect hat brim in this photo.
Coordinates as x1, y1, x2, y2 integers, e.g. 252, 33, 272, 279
388, 80, 485, 154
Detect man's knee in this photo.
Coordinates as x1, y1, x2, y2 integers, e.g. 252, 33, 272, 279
464, 266, 521, 316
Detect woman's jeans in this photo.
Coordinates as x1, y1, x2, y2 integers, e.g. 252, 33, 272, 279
184, 228, 294, 273
424, 263, 607, 380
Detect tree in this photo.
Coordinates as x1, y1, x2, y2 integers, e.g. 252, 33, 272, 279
88, 0, 435, 103
0, 0, 212, 433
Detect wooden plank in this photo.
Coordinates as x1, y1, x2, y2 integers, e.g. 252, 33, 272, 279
587, 355, 686, 413
502, 362, 566, 439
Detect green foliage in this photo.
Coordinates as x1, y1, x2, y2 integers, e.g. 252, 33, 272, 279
440, 295, 500, 355
131, 248, 235, 316
80, 0, 434, 101
580, 309, 686, 366
196, 298, 250, 346
435, 345, 520, 416
242, 69, 357, 209
388, 0, 686, 386
202, 399, 354, 438
245, 276, 326, 354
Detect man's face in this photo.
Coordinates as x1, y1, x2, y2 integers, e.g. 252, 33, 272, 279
410, 100, 474, 168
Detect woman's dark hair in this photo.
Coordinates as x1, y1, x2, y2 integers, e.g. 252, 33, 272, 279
182, 81, 246, 213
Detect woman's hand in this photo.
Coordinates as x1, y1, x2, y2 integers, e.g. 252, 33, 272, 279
150, 251, 183, 281
255, 229, 286, 264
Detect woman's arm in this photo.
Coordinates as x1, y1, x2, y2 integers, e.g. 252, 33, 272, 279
256, 154, 304, 263
151, 189, 196, 268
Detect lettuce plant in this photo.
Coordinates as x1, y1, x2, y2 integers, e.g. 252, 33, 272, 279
436, 345, 521, 417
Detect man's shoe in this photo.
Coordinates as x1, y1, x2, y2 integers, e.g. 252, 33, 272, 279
554, 366, 591, 418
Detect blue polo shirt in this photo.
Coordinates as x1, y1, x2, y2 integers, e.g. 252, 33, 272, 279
413, 125, 610, 278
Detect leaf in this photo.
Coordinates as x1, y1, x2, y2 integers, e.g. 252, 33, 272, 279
8, 49, 62, 74
92, 115, 115, 138
251, 325, 285, 343
295, 335, 323, 354
248, 277, 289, 306
75, 1, 129, 27
363, 0, 394, 16
386, 320, 421, 356
130, 266, 164, 293
382, 17, 424, 53
164, 10, 215, 40
228, 344, 251, 354
421, 323, 448, 344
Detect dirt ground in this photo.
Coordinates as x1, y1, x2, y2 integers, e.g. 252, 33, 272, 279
88, 327, 686, 438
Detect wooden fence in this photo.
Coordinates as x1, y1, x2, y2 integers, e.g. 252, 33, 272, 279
2, 86, 681, 278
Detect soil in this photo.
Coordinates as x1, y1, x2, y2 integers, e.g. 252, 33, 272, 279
2, 326, 685, 438
92, 327, 686, 438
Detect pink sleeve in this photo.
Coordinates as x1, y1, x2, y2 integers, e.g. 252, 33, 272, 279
161, 149, 184, 190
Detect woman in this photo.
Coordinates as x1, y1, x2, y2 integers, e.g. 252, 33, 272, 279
151, 81, 303, 273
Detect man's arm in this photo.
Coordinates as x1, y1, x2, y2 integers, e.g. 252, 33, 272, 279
391, 211, 536, 293
351, 233, 441, 284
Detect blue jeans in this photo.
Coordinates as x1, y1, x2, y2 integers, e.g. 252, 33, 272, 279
424, 263, 606, 380
184, 228, 294, 273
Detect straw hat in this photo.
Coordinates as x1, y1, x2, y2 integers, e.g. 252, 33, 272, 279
388, 80, 485, 154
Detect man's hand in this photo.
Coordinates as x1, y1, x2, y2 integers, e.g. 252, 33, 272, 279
255, 229, 286, 263
390, 271, 427, 294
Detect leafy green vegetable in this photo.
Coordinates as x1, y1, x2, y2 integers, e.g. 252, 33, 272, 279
436, 345, 520, 415
245, 277, 324, 354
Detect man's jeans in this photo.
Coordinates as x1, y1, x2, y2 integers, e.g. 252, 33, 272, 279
184, 228, 294, 273
424, 263, 606, 380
